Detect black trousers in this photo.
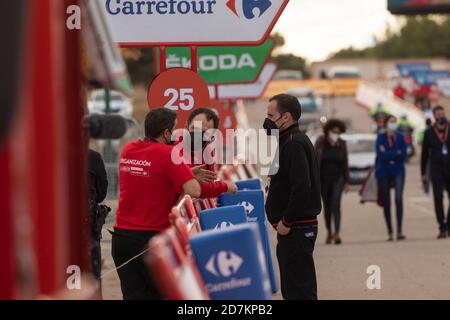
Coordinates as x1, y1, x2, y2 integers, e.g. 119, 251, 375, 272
111, 229, 161, 300
377, 175, 405, 235
276, 224, 318, 300
91, 236, 102, 281
321, 176, 345, 234
431, 171, 450, 232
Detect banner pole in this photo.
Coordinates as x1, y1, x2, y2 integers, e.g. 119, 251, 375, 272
214, 84, 219, 100
159, 46, 166, 73
191, 46, 198, 73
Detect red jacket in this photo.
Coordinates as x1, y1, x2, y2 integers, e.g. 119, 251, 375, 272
393, 85, 406, 99
175, 140, 228, 198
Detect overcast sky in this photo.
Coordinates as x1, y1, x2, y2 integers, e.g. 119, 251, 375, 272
273, 0, 400, 62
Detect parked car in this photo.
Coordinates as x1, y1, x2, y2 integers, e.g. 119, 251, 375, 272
342, 133, 376, 185
87, 90, 133, 119
328, 66, 361, 79
288, 87, 325, 132
274, 70, 303, 81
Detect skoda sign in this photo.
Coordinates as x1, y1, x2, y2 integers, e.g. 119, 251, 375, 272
209, 62, 277, 99
102, 0, 290, 45
156, 38, 274, 84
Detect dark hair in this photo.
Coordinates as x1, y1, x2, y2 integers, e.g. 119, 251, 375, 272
323, 119, 346, 135
433, 105, 445, 114
269, 94, 301, 121
144, 108, 177, 139
384, 114, 397, 127
187, 108, 220, 129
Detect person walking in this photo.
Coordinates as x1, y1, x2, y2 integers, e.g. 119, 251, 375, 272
264, 94, 322, 300
375, 115, 408, 241
315, 119, 349, 245
421, 105, 450, 239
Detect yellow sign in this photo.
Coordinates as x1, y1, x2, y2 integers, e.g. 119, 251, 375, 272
264, 79, 360, 98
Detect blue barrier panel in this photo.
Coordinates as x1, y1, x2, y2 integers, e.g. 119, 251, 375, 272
235, 179, 262, 191
199, 205, 247, 231
218, 190, 278, 293
190, 224, 271, 300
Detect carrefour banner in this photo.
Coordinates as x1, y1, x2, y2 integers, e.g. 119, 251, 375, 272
410, 70, 450, 86
396, 62, 430, 77
102, 0, 289, 46
388, 0, 450, 14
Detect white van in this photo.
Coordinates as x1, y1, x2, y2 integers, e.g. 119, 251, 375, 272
328, 66, 361, 79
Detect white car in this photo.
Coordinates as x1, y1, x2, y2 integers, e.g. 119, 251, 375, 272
274, 70, 303, 81
87, 90, 133, 119
328, 66, 361, 79
341, 133, 376, 185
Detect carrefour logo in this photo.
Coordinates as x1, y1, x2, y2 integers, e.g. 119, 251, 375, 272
106, 0, 218, 16
105, 0, 272, 18
214, 221, 235, 230
206, 251, 243, 277
226, 0, 272, 19
238, 201, 258, 223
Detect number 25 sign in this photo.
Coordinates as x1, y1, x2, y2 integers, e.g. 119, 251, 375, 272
148, 68, 211, 127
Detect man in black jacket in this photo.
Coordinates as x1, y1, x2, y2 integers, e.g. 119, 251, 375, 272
264, 94, 322, 300
421, 105, 450, 239
88, 149, 109, 281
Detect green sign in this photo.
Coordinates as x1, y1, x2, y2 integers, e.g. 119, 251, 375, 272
157, 38, 274, 84
388, 0, 450, 14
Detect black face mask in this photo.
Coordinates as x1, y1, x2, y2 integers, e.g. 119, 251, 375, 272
189, 131, 208, 151
438, 117, 448, 125
165, 130, 175, 145
263, 114, 284, 136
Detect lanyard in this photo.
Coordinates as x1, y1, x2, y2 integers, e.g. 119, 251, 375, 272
387, 134, 396, 148
433, 124, 449, 145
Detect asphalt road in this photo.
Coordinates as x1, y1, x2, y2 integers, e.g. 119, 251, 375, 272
101, 96, 450, 300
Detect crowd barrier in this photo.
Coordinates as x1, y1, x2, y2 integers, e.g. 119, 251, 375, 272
218, 190, 278, 293
199, 205, 247, 230
190, 224, 271, 300
217, 163, 259, 182
170, 195, 202, 235
146, 157, 278, 300
147, 217, 210, 300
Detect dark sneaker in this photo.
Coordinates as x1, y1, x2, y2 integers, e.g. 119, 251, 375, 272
397, 234, 406, 241
334, 234, 342, 245
437, 231, 447, 239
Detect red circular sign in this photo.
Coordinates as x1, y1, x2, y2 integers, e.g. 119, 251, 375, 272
210, 100, 237, 134
148, 68, 211, 128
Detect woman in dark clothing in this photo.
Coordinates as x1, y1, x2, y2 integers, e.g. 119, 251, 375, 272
375, 115, 408, 241
315, 119, 349, 245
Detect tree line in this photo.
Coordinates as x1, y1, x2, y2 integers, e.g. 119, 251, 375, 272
331, 16, 450, 60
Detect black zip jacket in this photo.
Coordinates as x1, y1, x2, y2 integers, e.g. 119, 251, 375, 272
265, 124, 322, 226
88, 149, 108, 204
421, 125, 450, 177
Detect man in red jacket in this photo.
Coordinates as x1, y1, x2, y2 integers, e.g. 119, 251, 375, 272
112, 108, 201, 300
176, 108, 237, 198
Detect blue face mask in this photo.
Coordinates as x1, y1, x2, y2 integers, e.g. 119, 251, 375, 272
387, 123, 398, 132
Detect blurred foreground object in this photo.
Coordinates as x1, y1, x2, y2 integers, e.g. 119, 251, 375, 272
86, 114, 127, 140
